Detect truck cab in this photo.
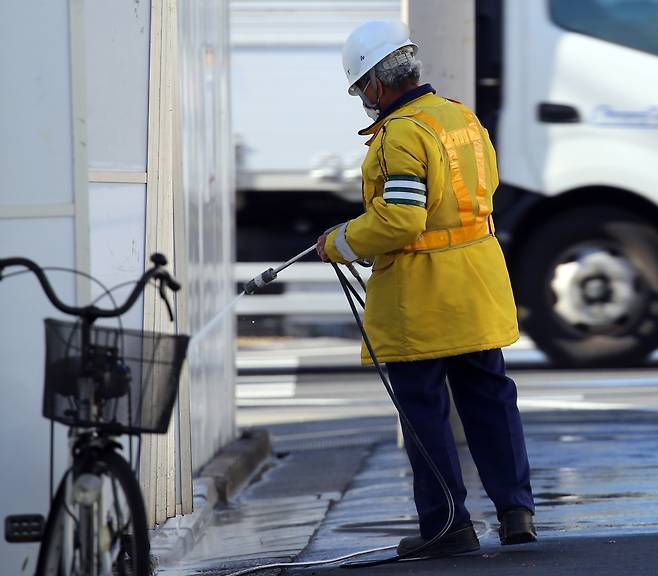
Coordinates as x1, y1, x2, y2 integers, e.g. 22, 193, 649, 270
482, 0, 658, 366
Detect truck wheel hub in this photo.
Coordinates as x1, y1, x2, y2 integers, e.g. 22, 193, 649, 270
580, 274, 613, 304
550, 246, 641, 331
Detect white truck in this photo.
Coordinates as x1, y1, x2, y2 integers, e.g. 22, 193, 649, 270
231, 0, 658, 367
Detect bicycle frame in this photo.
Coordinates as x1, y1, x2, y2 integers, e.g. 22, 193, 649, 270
60, 428, 124, 574
50, 318, 117, 574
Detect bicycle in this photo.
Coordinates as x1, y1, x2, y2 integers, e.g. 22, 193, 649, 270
2, 253, 189, 575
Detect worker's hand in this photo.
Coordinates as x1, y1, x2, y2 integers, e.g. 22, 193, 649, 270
316, 234, 330, 262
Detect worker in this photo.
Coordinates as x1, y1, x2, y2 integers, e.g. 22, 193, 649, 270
316, 20, 536, 558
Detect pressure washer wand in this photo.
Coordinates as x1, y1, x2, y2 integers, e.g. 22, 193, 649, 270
243, 243, 318, 295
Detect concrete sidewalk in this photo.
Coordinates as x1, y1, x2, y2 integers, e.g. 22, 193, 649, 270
156, 409, 658, 575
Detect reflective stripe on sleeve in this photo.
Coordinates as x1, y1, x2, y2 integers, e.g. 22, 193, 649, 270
383, 176, 427, 207
334, 222, 358, 262
384, 179, 427, 192
383, 190, 427, 207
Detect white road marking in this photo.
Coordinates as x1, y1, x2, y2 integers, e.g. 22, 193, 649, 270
236, 382, 296, 399
238, 357, 300, 369
518, 398, 633, 411
544, 377, 658, 388
237, 398, 392, 407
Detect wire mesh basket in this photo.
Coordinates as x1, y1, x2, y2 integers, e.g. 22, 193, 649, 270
43, 318, 190, 435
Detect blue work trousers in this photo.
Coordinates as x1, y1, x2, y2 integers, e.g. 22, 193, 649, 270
387, 348, 534, 538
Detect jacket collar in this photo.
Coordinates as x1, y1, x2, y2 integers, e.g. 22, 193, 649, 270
358, 83, 436, 139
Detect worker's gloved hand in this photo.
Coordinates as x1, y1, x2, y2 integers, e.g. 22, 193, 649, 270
317, 224, 342, 263
316, 233, 330, 262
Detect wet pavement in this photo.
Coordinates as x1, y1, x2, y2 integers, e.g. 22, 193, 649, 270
157, 439, 376, 575
158, 408, 658, 575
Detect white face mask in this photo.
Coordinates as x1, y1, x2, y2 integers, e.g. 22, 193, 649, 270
356, 72, 380, 121
362, 103, 379, 121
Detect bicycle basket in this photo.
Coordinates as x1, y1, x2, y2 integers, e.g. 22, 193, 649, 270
43, 318, 190, 435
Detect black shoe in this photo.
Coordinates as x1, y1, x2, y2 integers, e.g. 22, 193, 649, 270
397, 522, 480, 558
499, 508, 537, 545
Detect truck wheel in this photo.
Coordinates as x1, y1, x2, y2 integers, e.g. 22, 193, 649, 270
515, 206, 658, 367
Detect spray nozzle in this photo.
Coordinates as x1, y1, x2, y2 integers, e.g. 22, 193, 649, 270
243, 242, 318, 295
244, 268, 278, 295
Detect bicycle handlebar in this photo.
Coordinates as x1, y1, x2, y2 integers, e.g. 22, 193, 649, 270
0, 253, 180, 321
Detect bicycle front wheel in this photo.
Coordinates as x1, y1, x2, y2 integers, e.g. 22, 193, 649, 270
36, 450, 150, 576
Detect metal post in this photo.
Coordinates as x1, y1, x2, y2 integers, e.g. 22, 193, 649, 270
68, 0, 91, 305
402, 0, 476, 109
399, 0, 475, 445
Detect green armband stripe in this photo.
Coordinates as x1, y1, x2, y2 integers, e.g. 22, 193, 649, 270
385, 175, 427, 184
384, 186, 427, 195
384, 198, 427, 208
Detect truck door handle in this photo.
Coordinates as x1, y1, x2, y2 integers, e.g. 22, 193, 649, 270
478, 77, 500, 87
537, 103, 580, 123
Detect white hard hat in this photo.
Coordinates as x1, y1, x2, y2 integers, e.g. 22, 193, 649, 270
342, 20, 418, 95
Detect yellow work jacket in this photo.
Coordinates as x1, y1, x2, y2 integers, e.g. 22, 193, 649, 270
325, 86, 519, 364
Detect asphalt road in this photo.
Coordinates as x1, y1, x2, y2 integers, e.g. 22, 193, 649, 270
237, 365, 658, 576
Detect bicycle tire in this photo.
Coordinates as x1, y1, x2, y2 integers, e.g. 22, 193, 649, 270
35, 470, 68, 576
36, 450, 150, 576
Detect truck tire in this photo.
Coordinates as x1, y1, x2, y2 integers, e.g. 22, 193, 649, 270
515, 206, 658, 367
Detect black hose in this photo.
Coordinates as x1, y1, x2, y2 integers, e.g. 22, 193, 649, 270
340, 272, 366, 310
330, 263, 455, 567
50, 420, 55, 504
217, 259, 461, 576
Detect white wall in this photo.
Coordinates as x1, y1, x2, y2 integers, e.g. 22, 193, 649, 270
88, 185, 146, 329
85, 0, 150, 329
1, 2, 236, 566
0, 3, 74, 203
0, 1, 151, 569
0, 1, 79, 572
179, 0, 237, 472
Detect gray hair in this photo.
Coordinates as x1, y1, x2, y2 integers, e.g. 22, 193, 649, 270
374, 46, 422, 89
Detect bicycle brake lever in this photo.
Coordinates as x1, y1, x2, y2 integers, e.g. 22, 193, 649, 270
154, 269, 181, 292
166, 275, 181, 292
159, 280, 175, 321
